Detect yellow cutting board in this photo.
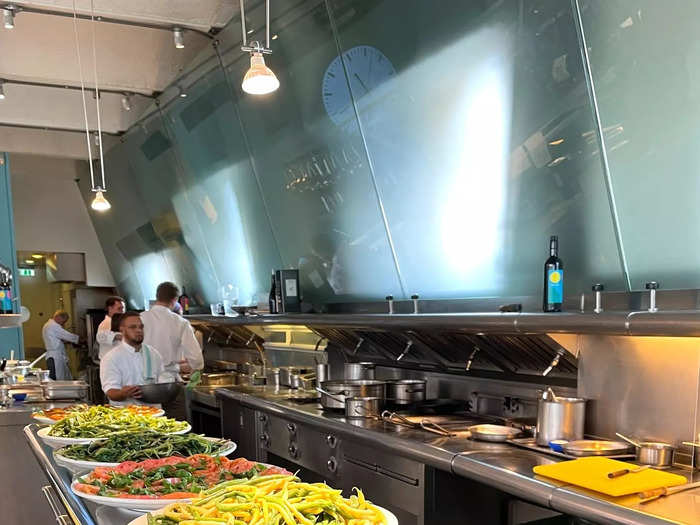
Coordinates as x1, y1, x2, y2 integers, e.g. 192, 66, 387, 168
533, 457, 687, 497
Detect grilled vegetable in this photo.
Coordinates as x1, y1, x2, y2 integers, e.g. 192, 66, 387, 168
57, 432, 231, 463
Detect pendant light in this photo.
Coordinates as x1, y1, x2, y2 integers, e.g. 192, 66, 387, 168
240, 0, 279, 95
72, 0, 110, 212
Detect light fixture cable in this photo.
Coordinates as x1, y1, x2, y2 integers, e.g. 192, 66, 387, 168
71, 0, 96, 192
89, 0, 106, 192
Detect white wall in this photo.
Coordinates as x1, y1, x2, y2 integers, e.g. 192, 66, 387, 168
9, 153, 115, 286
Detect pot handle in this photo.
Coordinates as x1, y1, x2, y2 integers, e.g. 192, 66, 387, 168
405, 388, 425, 393
316, 387, 345, 403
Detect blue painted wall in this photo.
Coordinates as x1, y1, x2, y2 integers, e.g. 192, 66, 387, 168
0, 153, 23, 358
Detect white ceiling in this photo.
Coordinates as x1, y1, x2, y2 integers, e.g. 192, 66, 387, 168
0, 0, 237, 157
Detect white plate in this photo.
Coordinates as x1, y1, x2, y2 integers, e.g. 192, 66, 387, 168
54, 437, 237, 473
38, 423, 191, 449
71, 478, 193, 511
125, 502, 399, 524
33, 408, 165, 425
33, 414, 59, 425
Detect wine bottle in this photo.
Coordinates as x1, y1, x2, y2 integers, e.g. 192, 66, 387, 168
268, 270, 277, 313
543, 235, 563, 312
178, 286, 190, 314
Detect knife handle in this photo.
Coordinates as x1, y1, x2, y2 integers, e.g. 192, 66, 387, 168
608, 469, 630, 479
639, 487, 667, 499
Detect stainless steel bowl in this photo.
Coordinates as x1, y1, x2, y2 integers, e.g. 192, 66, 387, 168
468, 424, 522, 442
136, 382, 182, 404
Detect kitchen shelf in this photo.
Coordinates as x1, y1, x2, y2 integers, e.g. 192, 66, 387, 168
0, 314, 21, 329
187, 310, 700, 337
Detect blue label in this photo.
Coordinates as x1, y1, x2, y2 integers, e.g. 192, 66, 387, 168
547, 269, 563, 303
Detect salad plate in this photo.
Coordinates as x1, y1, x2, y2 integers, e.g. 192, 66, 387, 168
38, 423, 191, 448
54, 437, 236, 473
127, 502, 399, 524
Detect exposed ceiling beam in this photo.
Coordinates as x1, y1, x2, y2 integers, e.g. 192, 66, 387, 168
0, 78, 159, 97
0, 2, 218, 38
0, 122, 122, 136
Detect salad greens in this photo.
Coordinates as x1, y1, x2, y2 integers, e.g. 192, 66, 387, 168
57, 432, 231, 463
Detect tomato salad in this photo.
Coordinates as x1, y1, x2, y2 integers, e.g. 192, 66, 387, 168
73, 455, 290, 499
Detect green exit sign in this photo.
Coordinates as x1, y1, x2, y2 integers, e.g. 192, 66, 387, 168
19, 268, 35, 277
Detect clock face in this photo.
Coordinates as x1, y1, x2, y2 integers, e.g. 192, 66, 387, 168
322, 45, 396, 127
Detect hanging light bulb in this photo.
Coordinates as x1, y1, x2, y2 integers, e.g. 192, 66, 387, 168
242, 51, 279, 95
0, 81, 5, 100
3, 6, 15, 29
239, 1, 279, 96
91, 190, 111, 211
173, 27, 185, 49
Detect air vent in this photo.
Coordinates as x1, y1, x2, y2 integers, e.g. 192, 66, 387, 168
140, 130, 172, 161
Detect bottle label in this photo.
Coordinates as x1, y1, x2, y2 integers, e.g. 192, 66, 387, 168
547, 269, 563, 304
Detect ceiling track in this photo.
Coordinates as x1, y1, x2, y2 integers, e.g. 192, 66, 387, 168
0, 78, 158, 98
0, 2, 219, 38
0, 121, 122, 136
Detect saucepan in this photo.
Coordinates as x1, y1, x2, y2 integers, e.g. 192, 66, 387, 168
317, 380, 386, 410
616, 432, 675, 467
317, 387, 380, 419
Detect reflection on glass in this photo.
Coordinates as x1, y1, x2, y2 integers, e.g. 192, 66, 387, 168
328, 0, 626, 300
580, 0, 700, 290
218, 0, 404, 304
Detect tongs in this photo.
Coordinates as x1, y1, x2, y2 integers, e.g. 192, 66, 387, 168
381, 410, 457, 437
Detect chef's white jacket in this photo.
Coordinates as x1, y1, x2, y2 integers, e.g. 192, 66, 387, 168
96, 315, 120, 359
99, 341, 165, 407
42, 318, 79, 357
140, 305, 203, 379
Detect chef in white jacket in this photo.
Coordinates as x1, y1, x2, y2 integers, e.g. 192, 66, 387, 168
100, 312, 165, 407
141, 282, 203, 380
96, 296, 125, 359
42, 310, 80, 380
141, 282, 202, 418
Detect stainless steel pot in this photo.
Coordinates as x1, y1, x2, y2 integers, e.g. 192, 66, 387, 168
344, 362, 376, 380
279, 367, 313, 387
637, 442, 675, 466
616, 433, 675, 467
536, 392, 586, 446
316, 363, 330, 383
386, 379, 426, 405
291, 373, 316, 390
317, 380, 386, 410
345, 396, 381, 419
265, 367, 280, 387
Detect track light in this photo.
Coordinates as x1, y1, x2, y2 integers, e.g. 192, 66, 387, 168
242, 51, 279, 95
93, 131, 100, 147
173, 27, 184, 49
121, 93, 132, 111
177, 86, 188, 98
3, 6, 15, 29
91, 190, 111, 211
0, 81, 5, 100
239, 0, 279, 96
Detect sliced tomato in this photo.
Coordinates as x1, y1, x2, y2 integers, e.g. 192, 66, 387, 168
74, 483, 100, 495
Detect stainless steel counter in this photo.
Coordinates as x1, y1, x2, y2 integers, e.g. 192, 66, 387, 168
215, 386, 700, 525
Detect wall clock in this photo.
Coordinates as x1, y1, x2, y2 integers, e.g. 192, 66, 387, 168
322, 45, 396, 127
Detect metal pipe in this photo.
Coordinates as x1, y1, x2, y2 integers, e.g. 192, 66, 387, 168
0, 2, 214, 38
239, 0, 247, 47
571, 0, 631, 290
266, 0, 270, 50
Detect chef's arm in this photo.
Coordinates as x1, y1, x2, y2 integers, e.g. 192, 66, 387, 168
106, 385, 142, 401
96, 329, 121, 345
180, 324, 204, 371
